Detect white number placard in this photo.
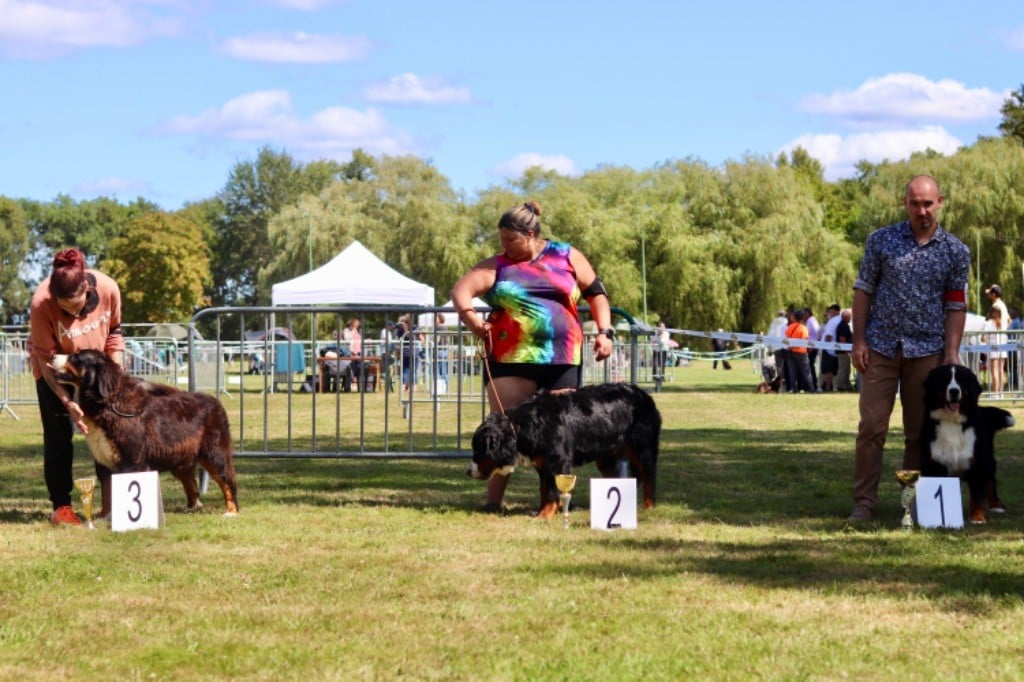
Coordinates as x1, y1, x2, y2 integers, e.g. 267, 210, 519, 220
111, 471, 165, 532
590, 478, 637, 531
915, 477, 964, 529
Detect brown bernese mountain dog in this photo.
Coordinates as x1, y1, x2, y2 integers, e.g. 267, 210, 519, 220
921, 364, 1013, 524
53, 349, 239, 515
468, 383, 661, 519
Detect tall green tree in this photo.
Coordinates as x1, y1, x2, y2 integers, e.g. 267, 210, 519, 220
259, 154, 473, 306
998, 84, 1024, 143
102, 212, 211, 323
0, 197, 31, 324
212, 146, 342, 308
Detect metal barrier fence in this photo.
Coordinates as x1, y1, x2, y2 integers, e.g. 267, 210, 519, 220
177, 305, 653, 460
1, 327, 180, 421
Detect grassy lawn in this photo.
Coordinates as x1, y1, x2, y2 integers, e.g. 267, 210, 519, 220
2, 363, 1023, 680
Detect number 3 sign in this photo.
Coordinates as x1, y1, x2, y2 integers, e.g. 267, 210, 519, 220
590, 478, 638, 530
111, 471, 165, 532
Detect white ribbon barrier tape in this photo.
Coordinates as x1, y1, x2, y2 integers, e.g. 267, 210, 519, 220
672, 329, 1021, 355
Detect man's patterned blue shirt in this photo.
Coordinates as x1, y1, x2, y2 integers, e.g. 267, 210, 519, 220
853, 220, 969, 359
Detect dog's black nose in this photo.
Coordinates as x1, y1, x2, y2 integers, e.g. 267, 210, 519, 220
949, 389, 961, 402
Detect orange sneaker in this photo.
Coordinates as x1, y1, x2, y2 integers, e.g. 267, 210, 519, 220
49, 505, 82, 527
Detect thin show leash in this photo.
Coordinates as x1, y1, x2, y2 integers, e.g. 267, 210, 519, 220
474, 328, 512, 422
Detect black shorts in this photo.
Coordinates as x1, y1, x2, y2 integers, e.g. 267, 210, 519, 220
483, 361, 581, 390
820, 352, 839, 375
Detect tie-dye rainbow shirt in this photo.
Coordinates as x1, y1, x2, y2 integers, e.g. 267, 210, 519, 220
484, 240, 583, 365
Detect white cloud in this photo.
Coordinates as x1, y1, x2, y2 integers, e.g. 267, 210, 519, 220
490, 153, 579, 181
363, 73, 472, 105
0, 0, 182, 58
780, 126, 964, 180
220, 31, 371, 64
156, 90, 415, 158
799, 73, 1007, 125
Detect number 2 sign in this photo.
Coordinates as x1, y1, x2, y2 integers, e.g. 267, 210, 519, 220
590, 478, 638, 530
111, 471, 165, 532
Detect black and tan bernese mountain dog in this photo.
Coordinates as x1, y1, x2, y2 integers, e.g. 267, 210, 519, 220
53, 349, 239, 515
468, 382, 661, 519
921, 364, 1013, 524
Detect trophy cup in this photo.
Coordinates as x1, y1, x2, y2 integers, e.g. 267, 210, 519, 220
555, 474, 577, 529
895, 470, 920, 531
74, 477, 97, 530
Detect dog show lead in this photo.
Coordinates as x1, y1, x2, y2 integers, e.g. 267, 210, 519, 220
451, 200, 614, 513
28, 247, 125, 526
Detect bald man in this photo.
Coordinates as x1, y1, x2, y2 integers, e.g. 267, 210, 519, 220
848, 175, 969, 522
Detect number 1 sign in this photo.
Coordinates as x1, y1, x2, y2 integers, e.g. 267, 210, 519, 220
914, 477, 964, 529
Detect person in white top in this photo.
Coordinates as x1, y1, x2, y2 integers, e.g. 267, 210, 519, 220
983, 305, 1007, 395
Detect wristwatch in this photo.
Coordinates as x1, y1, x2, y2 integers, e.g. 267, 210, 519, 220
601, 328, 616, 340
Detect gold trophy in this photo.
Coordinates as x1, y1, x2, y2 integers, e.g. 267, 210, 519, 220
895, 470, 920, 531
555, 474, 577, 529
74, 477, 97, 530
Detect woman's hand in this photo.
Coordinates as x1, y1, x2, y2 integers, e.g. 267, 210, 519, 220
593, 333, 613, 361
66, 400, 89, 435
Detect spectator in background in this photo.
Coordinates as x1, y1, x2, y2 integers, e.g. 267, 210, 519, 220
819, 304, 841, 392
804, 307, 821, 391
983, 305, 1007, 396
985, 284, 1010, 330
834, 308, 854, 392
785, 309, 815, 393
652, 321, 670, 380
1008, 307, 1021, 389
766, 309, 790, 392
712, 330, 732, 370
342, 317, 364, 390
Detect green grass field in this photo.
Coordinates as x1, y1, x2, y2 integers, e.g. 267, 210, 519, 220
2, 363, 1023, 680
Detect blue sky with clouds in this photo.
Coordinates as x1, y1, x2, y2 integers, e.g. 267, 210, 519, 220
1, 0, 1021, 210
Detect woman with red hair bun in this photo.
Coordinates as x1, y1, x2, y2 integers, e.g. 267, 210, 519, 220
28, 248, 125, 526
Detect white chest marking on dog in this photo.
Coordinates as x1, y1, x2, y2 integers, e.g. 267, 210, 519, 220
929, 416, 974, 475
82, 417, 122, 469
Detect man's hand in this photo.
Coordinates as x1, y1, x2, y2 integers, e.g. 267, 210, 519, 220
852, 341, 870, 374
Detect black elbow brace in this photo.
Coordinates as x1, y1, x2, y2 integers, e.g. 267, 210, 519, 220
581, 277, 608, 299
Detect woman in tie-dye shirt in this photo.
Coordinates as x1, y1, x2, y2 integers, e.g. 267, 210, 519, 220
451, 201, 614, 512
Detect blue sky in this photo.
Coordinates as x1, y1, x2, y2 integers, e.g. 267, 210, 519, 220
1, 0, 1021, 211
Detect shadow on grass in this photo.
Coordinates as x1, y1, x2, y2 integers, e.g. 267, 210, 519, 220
555, 532, 1024, 611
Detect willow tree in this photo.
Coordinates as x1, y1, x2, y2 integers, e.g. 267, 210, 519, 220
260, 153, 475, 307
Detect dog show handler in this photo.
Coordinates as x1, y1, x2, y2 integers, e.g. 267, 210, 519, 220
849, 175, 969, 523
451, 200, 614, 513
28, 247, 125, 526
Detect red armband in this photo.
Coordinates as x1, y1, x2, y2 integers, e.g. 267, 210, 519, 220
943, 289, 966, 304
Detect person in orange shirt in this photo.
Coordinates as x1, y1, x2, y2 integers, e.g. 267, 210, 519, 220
28, 248, 125, 526
785, 309, 815, 393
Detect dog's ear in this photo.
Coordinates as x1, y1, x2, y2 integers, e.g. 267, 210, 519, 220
92, 354, 119, 400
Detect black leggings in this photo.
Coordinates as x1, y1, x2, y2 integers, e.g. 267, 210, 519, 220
35, 379, 110, 510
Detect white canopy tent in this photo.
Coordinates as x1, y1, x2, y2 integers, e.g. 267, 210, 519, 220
271, 240, 435, 307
